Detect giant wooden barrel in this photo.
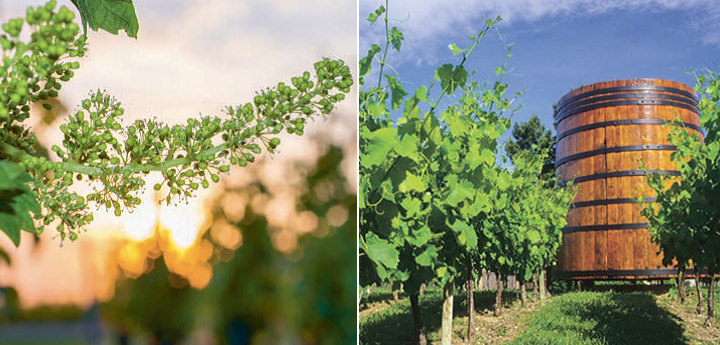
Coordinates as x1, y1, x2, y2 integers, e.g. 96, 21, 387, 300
554, 79, 703, 280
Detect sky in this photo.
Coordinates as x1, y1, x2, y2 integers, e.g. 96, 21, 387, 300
0, 0, 356, 307
359, 0, 720, 142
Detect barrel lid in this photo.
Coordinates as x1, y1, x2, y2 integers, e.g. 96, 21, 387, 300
556, 79, 697, 120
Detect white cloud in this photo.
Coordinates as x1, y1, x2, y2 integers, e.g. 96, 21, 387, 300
360, 0, 719, 65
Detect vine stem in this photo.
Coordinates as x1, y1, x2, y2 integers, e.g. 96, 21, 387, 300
0, 139, 229, 175
365, 20, 496, 205
374, 0, 391, 92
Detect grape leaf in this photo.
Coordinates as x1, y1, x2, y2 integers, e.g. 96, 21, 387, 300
0, 161, 41, 247
365, 99, 389, 119
468, 192, 490, 217
399, 171, 425, 193
389, 27, 404, 52
449, 219, 477, 249
362, 127, 397, 168
366, 5, 385, 24
497, 170, 511, 191
527, 230, 541, 243
385, 74, 408, 111
479, 148, 495, 166
394, 134, 418, 158
434, 64, 468, 95
444, 176, 474, 206
448, 43, 462, 55
362, 232, 399, 271
407, 225, 433, 247
400, 196, 422, 218
70, 0, 139, 38
416, 245, 438, 267
360, 44, 382, 77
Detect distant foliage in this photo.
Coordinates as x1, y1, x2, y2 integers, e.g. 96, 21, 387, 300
102, 141, 356, 345
505, 114, 556, 179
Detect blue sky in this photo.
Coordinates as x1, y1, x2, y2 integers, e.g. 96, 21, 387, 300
360, 0, 720, 143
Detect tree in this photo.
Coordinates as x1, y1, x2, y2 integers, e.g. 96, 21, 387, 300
505, 114, 556, 180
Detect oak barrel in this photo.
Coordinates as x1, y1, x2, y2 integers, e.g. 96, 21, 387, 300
554, 79, 703, 280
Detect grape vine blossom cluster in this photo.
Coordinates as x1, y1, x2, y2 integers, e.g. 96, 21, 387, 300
0, 0, 353, 245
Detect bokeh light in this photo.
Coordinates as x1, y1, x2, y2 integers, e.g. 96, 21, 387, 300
159, 202, 208, 250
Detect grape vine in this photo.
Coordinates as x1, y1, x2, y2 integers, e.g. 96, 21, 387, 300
359, 2, 574, 344
0, 1, 353, 246
640, 69, 720, 324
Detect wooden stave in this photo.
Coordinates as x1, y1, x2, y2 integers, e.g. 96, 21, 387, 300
554, 79, 702, 280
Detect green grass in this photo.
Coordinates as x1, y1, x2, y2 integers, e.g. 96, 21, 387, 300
361, 284, 720, 345
359, 288, 520, 345
509, 291, 686, 345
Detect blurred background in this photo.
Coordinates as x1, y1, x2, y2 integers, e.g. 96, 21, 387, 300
0, 1, 357, 344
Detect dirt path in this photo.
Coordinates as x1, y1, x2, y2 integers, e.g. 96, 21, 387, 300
360, 289, 720, 345
656, 291, 720, 344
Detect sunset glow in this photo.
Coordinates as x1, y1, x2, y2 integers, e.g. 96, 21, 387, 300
120, 192, 157, 242
159, 202, 208, 250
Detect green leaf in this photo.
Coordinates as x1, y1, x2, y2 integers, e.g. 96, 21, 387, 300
527, 230, 541, 243
0, 213, 23, 247
448, 43, 462, 55
362, 127, 397, 168
444, 176, 474, 206
399, 172, 425, 193
385, 74, 408, 111
360, 44, 382, 77
466, 150, 483, 171
0, 162, 41, 247
445, 113, 471, 135
407, 225, 433, 247
468, 192, 490, 216
416, 245, 438, 267
497, 170, 511, 191
435, 64, 468, 95
449, 219, 478, 249
365, 99, 390, 119
708, 142, 720, 161
70, 0, 139, 38
524, 266, 533, 282
394, 134, 418, 158
400, 196, 422, 218
389, 27, 404, 52
496, 192, 508, 209
363, 232, 399, 271
366, 5, 385, 24
0, 161, 34, 188
367, 12, 379, 24
479, 148, 495, 166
